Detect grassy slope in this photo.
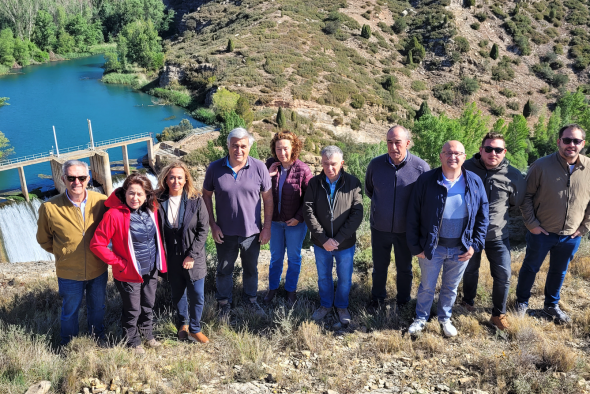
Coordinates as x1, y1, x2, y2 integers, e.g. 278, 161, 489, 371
2, 241, 590, 393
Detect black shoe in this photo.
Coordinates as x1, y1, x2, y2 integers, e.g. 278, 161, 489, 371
543, 305, 571, 324
263, 289, 278, 304
247, 298, 267, 317
217, 302, 231, 320
366, 299, 385, 313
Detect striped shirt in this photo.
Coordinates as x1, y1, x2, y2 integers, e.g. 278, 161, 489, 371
438, 174, 468, 248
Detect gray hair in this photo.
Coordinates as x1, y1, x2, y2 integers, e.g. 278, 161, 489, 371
62, 160, 89, 176
387, 125, 414, 149
320, 145, 344, 160
227, 127, 255, 148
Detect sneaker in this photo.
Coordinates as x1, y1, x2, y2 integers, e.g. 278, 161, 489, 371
543, 305, 571, 324
408, 319, 426, 335
177, 325, 189, 341
490, 314, 510, 331
336, 308, 351, 325
145, 338, 162, 348
217, 301, 232, 320
247, 298, 267, 317
460, 300, 475, 312
131, 345, 145, 355
514, 302, 528, 317
440, 320, 458, 337
188, 332, 210, 344
312, 306, 331, 321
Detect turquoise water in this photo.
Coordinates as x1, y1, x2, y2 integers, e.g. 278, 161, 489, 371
0, 55, 202, 193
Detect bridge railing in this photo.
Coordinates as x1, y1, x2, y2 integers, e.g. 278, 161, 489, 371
0, 151, 55, 167
95, 132, 153, 148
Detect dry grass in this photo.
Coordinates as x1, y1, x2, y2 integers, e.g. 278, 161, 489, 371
1, 239, 590, 393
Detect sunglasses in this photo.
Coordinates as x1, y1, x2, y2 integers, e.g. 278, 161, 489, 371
483, 146, 505, 154
560, 137, 584, 145
66, 175, 88, 183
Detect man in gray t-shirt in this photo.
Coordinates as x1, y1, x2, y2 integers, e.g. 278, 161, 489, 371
202, 128, 273, 319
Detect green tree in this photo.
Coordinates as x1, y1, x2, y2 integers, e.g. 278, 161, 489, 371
235, 96, 253, 126
415, 100, 431, 120
0, 28, 15, 66
217, 111, 247, 154
383, 75, 398, 93
13, 37, 30, 66
458, 102, 490, 157
0, 131, 13, 160
406, 36, 426, 63
276, 106, 287, 128
0, 97, 8, 107
291, 111, 297, 122
117, 19, 164, 70
392, 17, 406, 34
227, 38, 234, 52
490, 43, 499, 60
32, 10, 57, 52
212, 88, 240, 113
361, 24, 371, 39
523, 99, 532, 118
100, 0, 174, 38
504, 115, 530, 170
103, 51, 122, 73
55, 29, 76, 54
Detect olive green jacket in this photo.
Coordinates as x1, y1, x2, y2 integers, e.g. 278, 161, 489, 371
520, 152, 590, 236
37, 190, 108, 280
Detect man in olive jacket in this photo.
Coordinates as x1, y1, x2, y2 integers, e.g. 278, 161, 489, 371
516, 124, 590, 324
461, 132, 525, 331
304, 145, 363, 326
37, 160, 108, 345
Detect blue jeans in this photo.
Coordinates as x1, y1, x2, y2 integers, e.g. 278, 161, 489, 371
462, 237, 511, 316
170, 274, 205, 334
57, 271, 108, 345
269, 221, 308, 292
516, 232, 582, 307
314, 245, 355, 309
415, 246, 469, 322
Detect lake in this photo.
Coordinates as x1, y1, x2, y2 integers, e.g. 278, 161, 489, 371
0, 55, 202, 193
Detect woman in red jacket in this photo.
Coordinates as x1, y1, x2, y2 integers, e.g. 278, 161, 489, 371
90, 173, 167, 355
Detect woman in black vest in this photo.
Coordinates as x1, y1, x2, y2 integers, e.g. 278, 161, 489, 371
157, 161, 210, 343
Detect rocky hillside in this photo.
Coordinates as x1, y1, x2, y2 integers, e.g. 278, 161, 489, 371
158, 0, 589, 143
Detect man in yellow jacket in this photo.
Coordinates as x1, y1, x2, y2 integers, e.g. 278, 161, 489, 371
37, 160, 107, 345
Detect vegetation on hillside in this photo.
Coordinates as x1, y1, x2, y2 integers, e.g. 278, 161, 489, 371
0, 97, 12, 160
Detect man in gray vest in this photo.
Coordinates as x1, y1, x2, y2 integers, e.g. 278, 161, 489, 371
461, 132, 525, 331
365, 125, 429, 311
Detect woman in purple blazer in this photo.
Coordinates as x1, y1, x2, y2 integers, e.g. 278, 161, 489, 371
264, 130, 313, 305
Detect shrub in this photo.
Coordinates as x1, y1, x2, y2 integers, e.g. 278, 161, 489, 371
471, 22, 480, 30
433, 82, 456, 105
361, 24, 372, 39
392, 17, 407, 34
276, 106, 287, 128
507, 101, 520, 111
383, 75, 398, 92
458, 77, 479, 95
490, 43, 499, 60
554, 43, 564, 55
350, 94, 365, 109
464, 0, 475, 7
192, 107, 217, 125
415, 100, 431, 120
150, 88, 192, 107
212, 88, 240, 113
500, 88, 516, 98
227, 38, 234, 52
492, 56, 515, 81
156, 119, 193, 142
475, 12, 488, 21
514, 34, 531, 56
411, 80, 427, 91
455, 36, 470, 53
489, 103, 505, 116
406, 36, 426, 63
552, 73, 569, 87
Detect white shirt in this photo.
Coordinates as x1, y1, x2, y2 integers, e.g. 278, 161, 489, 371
66, 190, 87, 222
167, 195, 182, 228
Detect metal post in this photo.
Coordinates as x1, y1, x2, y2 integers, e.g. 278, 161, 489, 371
87, 119, 95, 150
52, 126, 60, 157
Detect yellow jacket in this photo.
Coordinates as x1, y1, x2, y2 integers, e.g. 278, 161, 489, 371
37, 190, 108, 280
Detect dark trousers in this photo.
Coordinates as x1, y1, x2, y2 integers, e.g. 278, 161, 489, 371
215, 234, 260, 303
370, 228, 414, 304
169, 271, 205, 334
516, 232, 582, 307
462, 237, 511, 316
114, 268, 158, 347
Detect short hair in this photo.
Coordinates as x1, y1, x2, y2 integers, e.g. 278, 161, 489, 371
156, 160, 201, 200
62, 160, 89, 176
270, 130, 303, 161
115, 173, 158, 212
320, 145, 344, 160
227, 127, 255, 148
558, 123, 586, 139
481, 132, 506, 147
387, 125, 414, 148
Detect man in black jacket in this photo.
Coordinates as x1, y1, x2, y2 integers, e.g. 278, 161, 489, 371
304, 145, 363, 326
365, 125, 430, 311
461, 132, 525, 331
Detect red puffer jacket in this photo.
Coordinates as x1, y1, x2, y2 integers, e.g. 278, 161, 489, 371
90, 189, 167, 283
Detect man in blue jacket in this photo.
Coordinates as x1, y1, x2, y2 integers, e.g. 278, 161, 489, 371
406, 141, 489, 337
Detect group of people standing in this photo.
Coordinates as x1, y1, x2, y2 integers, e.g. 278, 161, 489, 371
36, 122, 589, 353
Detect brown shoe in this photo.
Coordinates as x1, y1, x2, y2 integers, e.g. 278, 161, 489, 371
177, 325, 189, 341
131, 345, 146, 355
286, 291, 297, 305
188, 332, 210, 343
145, 338, 162, 348
460, 300, 475, 312
490, 314, 510, 331
263, 289, 278, 304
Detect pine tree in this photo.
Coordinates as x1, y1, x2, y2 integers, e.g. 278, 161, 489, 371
291, 110, 297, 122
361, 24, 372, 39
523, 99, 533, 118
490, 43, 499, 60
408, 50, 414, 65
276, 107, 286, 128
227, 38, 234, 52
415, 101, 431, 120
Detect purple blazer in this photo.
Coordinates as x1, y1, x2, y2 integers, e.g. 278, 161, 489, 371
265, 158, 313, 223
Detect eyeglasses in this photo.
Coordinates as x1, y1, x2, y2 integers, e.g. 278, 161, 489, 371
483, 146, 505, 154
442, 152, 465, 157
66, 175, 88, 183
560, 137, 584, 145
